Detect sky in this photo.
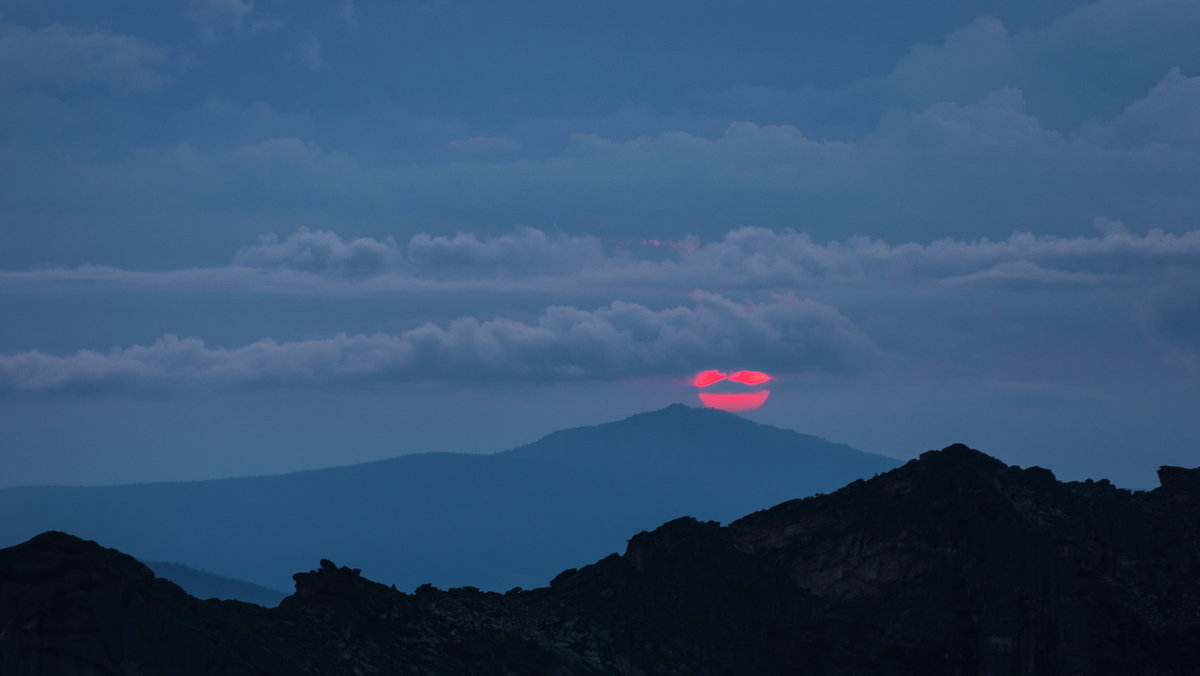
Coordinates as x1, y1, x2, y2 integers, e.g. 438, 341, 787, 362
1, 0, 1198, 488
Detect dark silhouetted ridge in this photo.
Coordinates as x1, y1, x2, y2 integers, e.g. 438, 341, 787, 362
3, 444, 1199, 674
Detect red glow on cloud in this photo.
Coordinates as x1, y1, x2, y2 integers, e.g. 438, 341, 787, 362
693, 369, 727, 387
598, 236, 699, 252
640, 238, 682, 249
729, 370, 771, 386
698, 391, 771, 412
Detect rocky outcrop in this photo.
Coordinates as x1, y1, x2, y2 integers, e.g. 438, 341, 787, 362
2, 444, 1199, 675
0, 532, 299, 675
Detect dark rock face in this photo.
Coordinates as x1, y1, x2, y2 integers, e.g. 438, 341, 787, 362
3, 445, 1199, 675
0, 532, 297, 675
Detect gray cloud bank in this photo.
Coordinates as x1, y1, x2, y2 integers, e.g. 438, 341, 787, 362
241, 219, 1200, 285
0, 292, 873, 394
8, 222, 1197, 293
5, 223, 1196, 393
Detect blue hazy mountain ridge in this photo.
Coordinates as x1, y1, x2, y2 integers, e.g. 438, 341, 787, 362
0, 404, 898, 595
141, 560, 287, 607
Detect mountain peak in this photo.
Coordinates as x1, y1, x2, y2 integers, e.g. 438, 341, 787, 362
2, 531, 156, 586
619, 402, 743, 424
913, 443, 1014, 476
21, 529, 85, 551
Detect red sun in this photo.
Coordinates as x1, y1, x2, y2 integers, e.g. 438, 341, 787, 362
692, 370, 772, 411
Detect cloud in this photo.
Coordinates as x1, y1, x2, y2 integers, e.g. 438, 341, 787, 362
3, 0, 1200, 271
287, 34, 326, 71
1146, 278, 1200, 368
446, 136, 523, 157
0, 22, 171, 94
702, 0, 1200, 137
404, 227, 613, 277
186, 0, 254, 41
233, 228, 401, 277
8, 222, 1199, 297
213, 222, 1200, 288
883, 16, 1017, 109
862, 0, 1200, 129
19, 80, 1196, 263
1079, 69, 1200, 151
339, 0, 358, 26
0, 293, 874, 394
676, 219, 1200, 288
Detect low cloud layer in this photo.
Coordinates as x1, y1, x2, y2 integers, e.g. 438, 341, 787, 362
11, 222, 1195, 295
9, 223, 1193, 404
0, 292, 874, 394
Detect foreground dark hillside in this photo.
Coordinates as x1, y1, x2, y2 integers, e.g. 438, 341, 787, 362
3, 444, 1199, 675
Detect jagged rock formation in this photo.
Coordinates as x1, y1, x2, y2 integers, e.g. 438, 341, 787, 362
2, 444, 1199, 675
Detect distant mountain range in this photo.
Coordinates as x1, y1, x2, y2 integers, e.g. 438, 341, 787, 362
0, 404, 898, 593
3, 445, 1198, 674
141, 560, 286, 607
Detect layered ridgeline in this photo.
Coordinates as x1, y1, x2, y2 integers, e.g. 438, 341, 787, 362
0, 404, 898, 594
3, 446, 1198, 675
140, 561, 287, 607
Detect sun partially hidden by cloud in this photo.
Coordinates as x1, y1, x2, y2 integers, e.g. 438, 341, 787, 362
693, 369, 772, 411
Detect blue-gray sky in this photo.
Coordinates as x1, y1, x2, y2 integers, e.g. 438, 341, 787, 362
1, 0, 1198, 487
